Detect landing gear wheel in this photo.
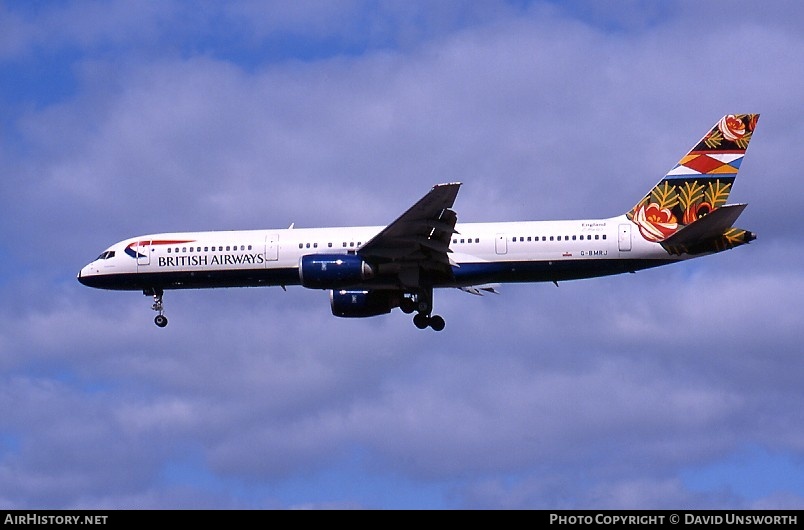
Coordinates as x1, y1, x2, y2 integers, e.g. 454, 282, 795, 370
146, 288, 168, 328
429, 315, 445, 332
413, 313, 430, 329
412, 313, 446, 331
400, 297, 415, 314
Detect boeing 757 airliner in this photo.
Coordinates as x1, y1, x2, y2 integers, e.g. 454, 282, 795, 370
78, 114, 759, 330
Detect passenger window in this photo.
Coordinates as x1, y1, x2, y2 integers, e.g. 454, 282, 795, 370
550, 236, 554, 241
595, 235, 599, 240
313, 243, 318, 248
328, 243, 332, 248
299, 243, 303, 249
602, 235, 607, 240
475, 238, 479, 243
167, 248, 172, 253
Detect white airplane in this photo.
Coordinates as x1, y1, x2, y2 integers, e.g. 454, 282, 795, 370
78, 114, 759, 331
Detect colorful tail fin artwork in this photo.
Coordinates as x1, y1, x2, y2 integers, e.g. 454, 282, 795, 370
627, 114, 759, 254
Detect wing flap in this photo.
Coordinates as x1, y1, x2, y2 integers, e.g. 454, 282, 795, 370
395, 235, 452, 254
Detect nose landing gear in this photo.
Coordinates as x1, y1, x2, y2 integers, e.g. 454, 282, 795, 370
145, 288, 168, 327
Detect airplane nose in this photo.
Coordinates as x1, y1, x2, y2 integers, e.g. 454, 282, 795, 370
77, 265, 94, 287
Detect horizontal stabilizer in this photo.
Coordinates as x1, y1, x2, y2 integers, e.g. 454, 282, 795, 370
459, 284, 501, 296
661, 203, 749, 254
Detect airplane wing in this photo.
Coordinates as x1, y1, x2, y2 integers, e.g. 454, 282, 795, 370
358, 182, 461, 287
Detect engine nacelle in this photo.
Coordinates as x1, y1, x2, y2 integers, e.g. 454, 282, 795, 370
330, 290, 398, 318
299, 254, 375, 289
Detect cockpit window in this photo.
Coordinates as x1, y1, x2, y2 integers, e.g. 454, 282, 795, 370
96, 251, 116, 260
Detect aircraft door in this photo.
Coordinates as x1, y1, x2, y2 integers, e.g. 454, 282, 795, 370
265, 234, 279, 262
136, 240, 151, 268
618, 224, 632, 252
495, 234, 508, 255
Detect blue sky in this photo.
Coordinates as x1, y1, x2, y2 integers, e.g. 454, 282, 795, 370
1, 0, 803, 509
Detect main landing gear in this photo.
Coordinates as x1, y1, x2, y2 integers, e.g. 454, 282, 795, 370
399, 288, 445, 331
413, 313, 445, 331
145, 288, 168, 327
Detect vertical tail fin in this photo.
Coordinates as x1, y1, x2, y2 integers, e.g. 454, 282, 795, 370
627, 114, 759, 243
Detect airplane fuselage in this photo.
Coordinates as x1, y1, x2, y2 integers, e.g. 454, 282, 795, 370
78, 214, 676, 293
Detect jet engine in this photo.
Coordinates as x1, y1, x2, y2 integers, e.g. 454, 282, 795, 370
299, 254, 375, 289
330, 290, 399, 318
